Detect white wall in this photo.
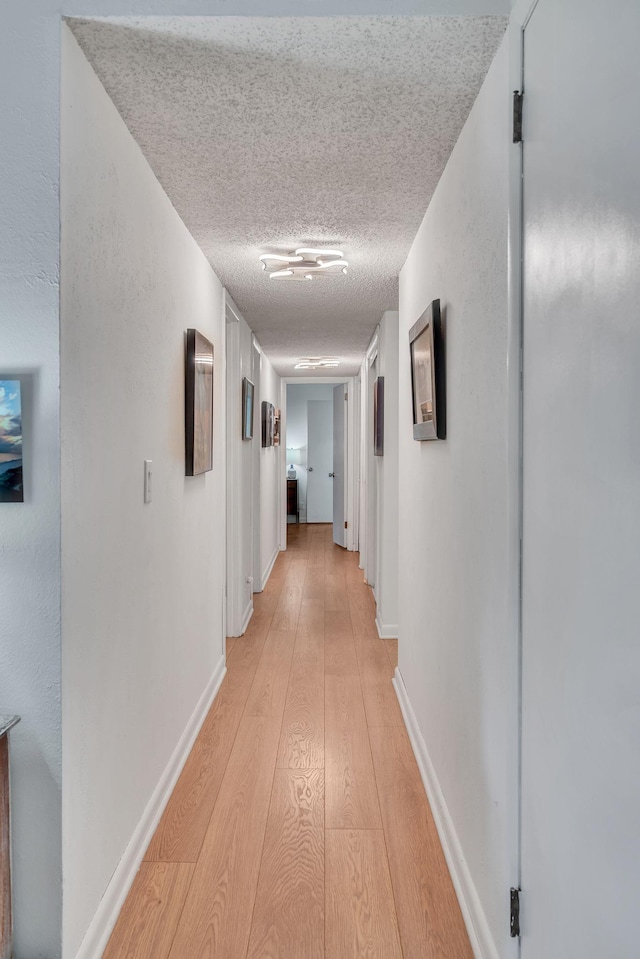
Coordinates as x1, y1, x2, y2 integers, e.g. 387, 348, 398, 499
61, 28, 226, 958
397, 36, 513, 959
226, 298, 257, 635
286, 383, 335, 522
374, 311, 399, 637
258, 352, 281, 588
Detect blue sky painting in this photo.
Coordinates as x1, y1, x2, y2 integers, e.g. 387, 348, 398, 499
0, 380, 23, 502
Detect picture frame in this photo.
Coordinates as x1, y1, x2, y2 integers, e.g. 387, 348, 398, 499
409, 299, 445, 441
273, 408, 281, 446
0, 380, 24, 502
185, 328, 214, 475
262, 400, 275, 448
373, 376, 384, 456
242, 377, 254, 440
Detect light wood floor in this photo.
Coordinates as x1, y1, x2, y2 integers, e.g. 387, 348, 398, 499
104, 524, 473, 959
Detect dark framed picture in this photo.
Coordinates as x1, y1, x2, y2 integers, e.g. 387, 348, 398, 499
0, 380, 24, 502
409, 299, 445, 441
273, 408, 281, 446
242, 377, 254, 440
185, 328, 214, 475
262, 400, 274, 448
373, 376, 384, 456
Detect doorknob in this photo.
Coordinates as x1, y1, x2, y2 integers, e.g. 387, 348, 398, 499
307, 466, 314, 472
329, 472, 335, 478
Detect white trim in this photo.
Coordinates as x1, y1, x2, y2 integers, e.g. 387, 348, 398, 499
374, 615, 398, 640
74, 656, 227, 959
393, 667, 499, 959
258, 543, 280, 592
239, 600, 254, 636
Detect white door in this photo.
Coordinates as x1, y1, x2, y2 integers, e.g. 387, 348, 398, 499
306, 399, 333, 523
332, 384, 346, 547
521, 2, 640, 956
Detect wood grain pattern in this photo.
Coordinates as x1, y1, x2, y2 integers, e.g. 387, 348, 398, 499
102, 862, 194, 959
385, 639, 399, 669
0, 736, 11, 959
326, 829, 402, 959
244, 630, 295, 718
370, 725, 474, 959
107, 525, 472, 959
145, 678, 250, 862
277, 630, 324, 768
325, 673, 382, 829
246, 770, 324, 959
168, 716, 281, 959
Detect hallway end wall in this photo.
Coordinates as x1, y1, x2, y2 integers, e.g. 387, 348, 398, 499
61, 28, 226, 958
397, 36, 512, 959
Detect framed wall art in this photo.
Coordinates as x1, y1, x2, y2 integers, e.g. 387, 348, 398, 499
373, 376, 384, 456
262, 400, 275, 448
185, 328, 214, 475
273, 407, 281, 446
409, 299, 446, 441
0, 380, 23, 502
242, 377, 254, 440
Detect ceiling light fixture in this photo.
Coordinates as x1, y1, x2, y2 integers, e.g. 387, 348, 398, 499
260, 247, 348, 281
294, 357, 341, 370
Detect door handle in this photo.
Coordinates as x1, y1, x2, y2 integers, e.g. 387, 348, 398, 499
307, 466, 313, 472
329, 472, 335, 478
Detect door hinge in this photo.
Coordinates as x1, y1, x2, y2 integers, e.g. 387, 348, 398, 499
344, 521, 348, 529
513, 91, 523, 144
510, 888, 521, 938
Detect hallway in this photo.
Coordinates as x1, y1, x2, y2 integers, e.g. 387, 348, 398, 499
103, 525, 472, 958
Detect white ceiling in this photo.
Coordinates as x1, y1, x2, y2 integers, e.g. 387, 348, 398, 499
69, 15, 507, 375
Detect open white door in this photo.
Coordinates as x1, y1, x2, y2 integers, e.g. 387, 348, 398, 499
520, 2, 640, 955
332, 384, 347, 547
307, 400, 333, 523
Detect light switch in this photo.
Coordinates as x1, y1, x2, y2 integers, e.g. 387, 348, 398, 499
144, 460, 152, 504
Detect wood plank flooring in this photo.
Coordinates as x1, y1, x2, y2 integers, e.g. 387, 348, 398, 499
104, 524, 473, 958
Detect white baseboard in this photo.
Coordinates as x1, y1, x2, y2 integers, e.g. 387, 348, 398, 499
258, 544, 280, 591
74, 656, 227, 959
240, 600, 254, 636
392, 668, 499, 959
375, 614, 399, 640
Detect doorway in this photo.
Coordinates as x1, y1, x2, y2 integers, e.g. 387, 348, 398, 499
282, 379, 355, 550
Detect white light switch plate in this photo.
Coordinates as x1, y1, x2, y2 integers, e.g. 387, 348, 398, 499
144, 460, 152, 503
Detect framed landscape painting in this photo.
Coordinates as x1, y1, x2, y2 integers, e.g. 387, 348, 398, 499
409, 299, 446, 441
185, 329, 214, 475
242, 377, 254, 440
0, 381, 23, 502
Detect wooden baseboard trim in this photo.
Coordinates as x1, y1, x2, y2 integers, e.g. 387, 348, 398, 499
74, 656, 227, 959
392, 668, 499, 959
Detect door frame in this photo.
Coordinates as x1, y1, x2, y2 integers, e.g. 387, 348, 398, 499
279, 376, 359, 552
358, 328, 379, 589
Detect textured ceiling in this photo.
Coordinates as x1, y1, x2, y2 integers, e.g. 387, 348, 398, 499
69, 16, 507, 375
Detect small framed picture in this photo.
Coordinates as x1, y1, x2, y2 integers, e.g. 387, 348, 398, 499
409, 299, 445, 441
0, 380, 24, 502
242, 377, 254, 440
274, 408, 281, 446
373, 376, 384, 456
185, 329, 214, 475
262, 401, 274, 448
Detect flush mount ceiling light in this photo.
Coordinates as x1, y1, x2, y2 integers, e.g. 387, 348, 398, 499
294, 357, 341, 370
260, 248, 348, 280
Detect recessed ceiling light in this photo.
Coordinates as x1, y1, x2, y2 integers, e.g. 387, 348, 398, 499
259, 247, 348, 281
